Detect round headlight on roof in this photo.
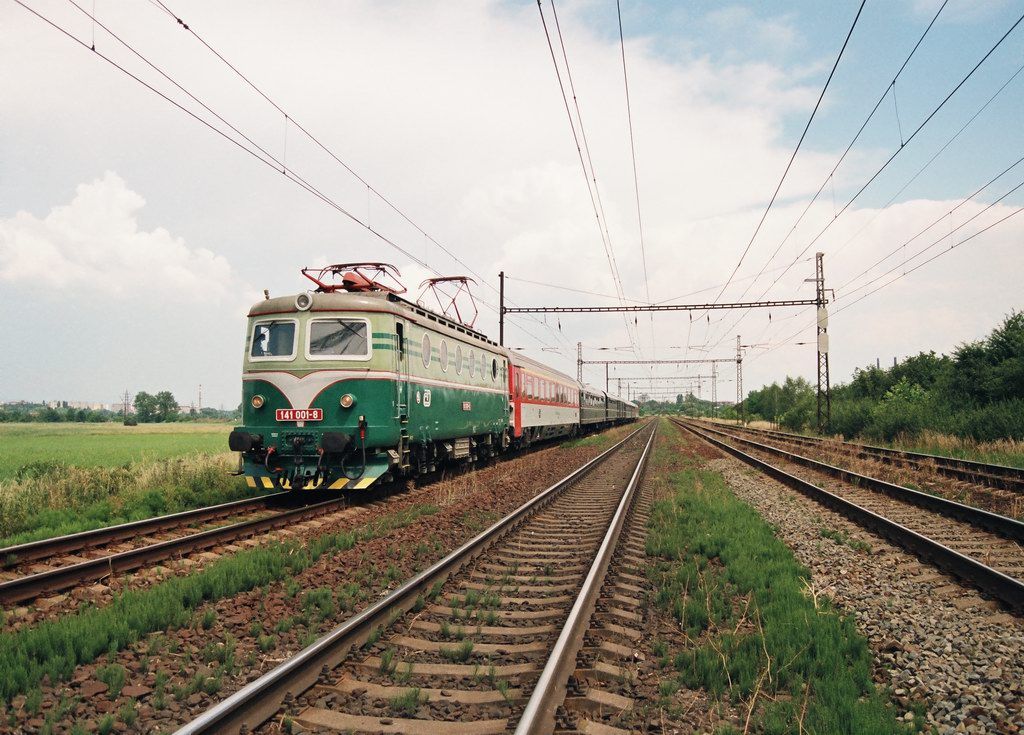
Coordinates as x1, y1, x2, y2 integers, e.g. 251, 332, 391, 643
295, 293, 313, 311
251, 395, 265, 409
339, 393, 356, 409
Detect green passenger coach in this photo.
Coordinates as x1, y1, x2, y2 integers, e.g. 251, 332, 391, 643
229, 265, 510, 490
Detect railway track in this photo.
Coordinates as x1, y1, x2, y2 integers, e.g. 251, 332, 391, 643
0, 491, 360, 606
0, 427, 633, 610
698, 419, 1024, 495
0, 492, 287, 571
174, 422, 656, 735
675, 419, 1024, 610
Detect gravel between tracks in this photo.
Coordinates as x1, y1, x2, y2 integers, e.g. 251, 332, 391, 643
0, 428, 634, 734
707, 454, 1024, 734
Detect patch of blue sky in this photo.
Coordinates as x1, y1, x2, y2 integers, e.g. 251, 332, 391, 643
560, 0, 1024, 208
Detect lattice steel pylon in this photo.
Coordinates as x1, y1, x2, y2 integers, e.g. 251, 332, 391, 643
735, 335, 743, 424
711, 363, 718, 418
814, 252, 831, 433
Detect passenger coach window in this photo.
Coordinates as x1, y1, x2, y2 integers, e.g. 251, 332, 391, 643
251, 320, 296, 359
308, 319, 369, 359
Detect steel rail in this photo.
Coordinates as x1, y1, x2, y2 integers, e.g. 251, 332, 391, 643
687, 421, 1024, 543
173, 421, 653, 735
703, 420, 1024, 491
515, 427, 655, 734
675, 420, 1024, 610
0, 494, 348, 605
0, 493, 287, 568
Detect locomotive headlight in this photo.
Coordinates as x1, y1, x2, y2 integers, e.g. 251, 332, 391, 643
339, 393, 356, 409
251, 394, 265, 409
295, 293, 313, 311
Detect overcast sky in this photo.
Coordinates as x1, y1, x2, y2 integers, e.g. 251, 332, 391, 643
2, 0, 1023, 409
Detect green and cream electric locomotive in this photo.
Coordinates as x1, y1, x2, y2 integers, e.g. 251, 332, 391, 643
229, 264, 510, 490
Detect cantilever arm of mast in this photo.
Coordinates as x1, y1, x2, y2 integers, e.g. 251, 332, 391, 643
583, 358, 735, 365
502, 298, 822, 314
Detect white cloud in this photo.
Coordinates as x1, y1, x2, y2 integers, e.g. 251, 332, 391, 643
0, 171, 253, 305
0, 1, 1020, 404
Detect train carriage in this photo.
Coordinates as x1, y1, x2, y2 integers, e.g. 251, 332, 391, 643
580, 385, 608, 427
508, 353, 580, 444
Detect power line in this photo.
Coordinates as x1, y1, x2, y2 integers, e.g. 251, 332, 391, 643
151, 0, 572, 351
505, 261, 796, 305
836, 154, 1024, 294
152, 1, 475, 288
832, 204, 1024, 318
762, 8, 1024, 289
615, 0, 651, 310
21, 0, 567, 356
709, 8, 1024, 353
705, 0, 867, 312
841, 177, 1024, 301
749, 198, 1024, 365
829, 58, 1024, 265
723, 0, 949, 314
747, 60, 1024, 351
538, 0, 641, 356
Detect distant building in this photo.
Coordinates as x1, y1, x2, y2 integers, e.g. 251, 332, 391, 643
46, 400, 110, 410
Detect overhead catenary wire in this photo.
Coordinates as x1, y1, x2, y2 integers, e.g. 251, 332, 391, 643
17, 0, 568, 355
753, 201, 1024, 364
840, 176, 1024, 301
717, 0, 949, 319
828, 58, 1024, 265
539, 0, 642, 357
836, 153, 1024, 294
700, 0, 868, 318
615, 0, 654, 354
746, 59, 1024, 350
830, 204, 1024, 318
504, 261, 797, 306
150, 0, 572, 350
709, 7, 1024, 354
749, 194, 1024, 365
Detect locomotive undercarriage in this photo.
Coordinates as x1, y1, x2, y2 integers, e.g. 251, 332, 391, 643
238, 430, 507, 490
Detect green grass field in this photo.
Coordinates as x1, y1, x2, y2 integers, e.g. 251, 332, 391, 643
0, 423, 248, 546
0, 423, 231, 479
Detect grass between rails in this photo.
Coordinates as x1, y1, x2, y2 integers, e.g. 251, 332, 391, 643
0, 503, 438, 702
0, 453, 255, 547
646, 462, 908, 732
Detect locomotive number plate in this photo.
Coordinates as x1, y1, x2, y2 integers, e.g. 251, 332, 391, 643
276, 408, 323, 422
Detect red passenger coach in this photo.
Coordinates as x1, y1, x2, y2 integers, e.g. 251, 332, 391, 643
507, 352, 580, 444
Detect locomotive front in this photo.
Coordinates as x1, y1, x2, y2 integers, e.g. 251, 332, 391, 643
229, 288, 401, 490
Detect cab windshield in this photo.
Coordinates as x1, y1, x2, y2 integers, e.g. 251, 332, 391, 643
250, 320, 296, 359
309, 319, 369, 358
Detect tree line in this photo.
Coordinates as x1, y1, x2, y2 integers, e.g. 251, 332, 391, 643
728, 311, 1024, 442
0, 392, 240, 423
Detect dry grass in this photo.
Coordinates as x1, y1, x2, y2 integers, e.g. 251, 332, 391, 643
0, 452, 250, 546
894, 430, 1024, 467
